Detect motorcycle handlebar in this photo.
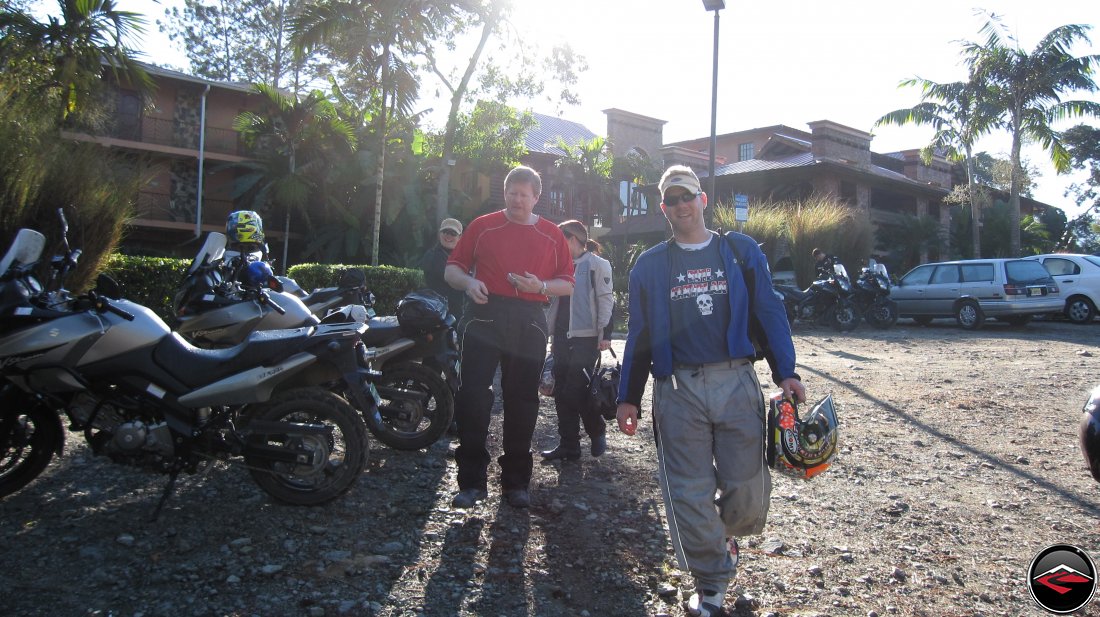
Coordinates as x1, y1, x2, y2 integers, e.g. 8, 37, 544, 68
260, 292, 286, 315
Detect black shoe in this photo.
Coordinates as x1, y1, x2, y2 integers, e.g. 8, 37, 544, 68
540, 446, 580, 462
450, 488, 487, 509
504, 489, 530, 508
590, 434, 607, 457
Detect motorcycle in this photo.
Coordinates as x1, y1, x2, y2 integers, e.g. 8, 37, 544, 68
0, 215, 372, 514
773, 263, 861, 332
174, 233, 456, 450
853, 259, 898, 329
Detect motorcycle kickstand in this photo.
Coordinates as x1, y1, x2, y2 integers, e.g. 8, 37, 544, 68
150, 467, 182, 523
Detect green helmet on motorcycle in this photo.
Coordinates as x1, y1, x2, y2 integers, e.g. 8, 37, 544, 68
766, 393, 838, 479
226, 210, 264, 246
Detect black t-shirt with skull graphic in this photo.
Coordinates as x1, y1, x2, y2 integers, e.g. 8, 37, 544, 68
668, 236, 731, 365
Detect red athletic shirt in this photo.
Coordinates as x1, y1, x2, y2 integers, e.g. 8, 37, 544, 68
447, 211, 575, 302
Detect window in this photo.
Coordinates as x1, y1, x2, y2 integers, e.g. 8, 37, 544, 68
1042, 258, 1078, 276
546, 190, 566, 216
618, 180, 648, 217
930, 266, 960, 284
901, 265, 934, 286
960, 263, 994, 282
738, 142, 754, 161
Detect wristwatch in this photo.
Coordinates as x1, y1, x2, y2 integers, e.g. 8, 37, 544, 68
539, 281, 548, 296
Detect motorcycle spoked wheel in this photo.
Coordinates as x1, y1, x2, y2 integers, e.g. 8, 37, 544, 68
0, 404, 61, 499
244, 388, 368, 505
865, 300, 898, 329
826, 301, 861, 332
367, 362, 454, 450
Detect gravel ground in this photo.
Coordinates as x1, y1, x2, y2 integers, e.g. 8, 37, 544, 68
1, 317, 1098, 617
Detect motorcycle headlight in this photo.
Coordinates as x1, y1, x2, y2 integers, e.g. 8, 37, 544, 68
839, 279, 852, 292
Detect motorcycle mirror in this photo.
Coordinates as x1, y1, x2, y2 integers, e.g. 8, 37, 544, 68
95, 273, 123, 299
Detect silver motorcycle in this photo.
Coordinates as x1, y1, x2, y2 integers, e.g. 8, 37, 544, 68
0, 216, 373, 515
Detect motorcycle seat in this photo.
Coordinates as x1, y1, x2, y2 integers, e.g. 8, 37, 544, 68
361, 315, 404, 346
152, 327, 315, 388
775, 285, 812, 302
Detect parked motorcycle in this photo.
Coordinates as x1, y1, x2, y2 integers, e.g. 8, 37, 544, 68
174, 233, 456, 450
773, 263, 860, 331
853, 259, 898, 329
0, 216, 372, 514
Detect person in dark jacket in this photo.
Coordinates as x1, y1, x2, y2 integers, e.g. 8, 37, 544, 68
419, 218, 465, 321
615, 165, 805, 617
812, 247, 839, 282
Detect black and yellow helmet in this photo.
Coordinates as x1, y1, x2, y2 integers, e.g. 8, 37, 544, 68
226, 210, 264, 245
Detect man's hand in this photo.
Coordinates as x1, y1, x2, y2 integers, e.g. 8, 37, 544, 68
780, 377, 806, 404
465, 279, 489, 304
616, 402, 639, 436
508, 271, 543, 294
598, 339, 611, 351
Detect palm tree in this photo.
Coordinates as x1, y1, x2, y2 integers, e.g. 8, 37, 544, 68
0, 0, 151, 121
292, 0, 456, 265
964, 17, 1100, 256
554, 135, 614, 227
233, 83, 356, 271
875, 77, 998, 258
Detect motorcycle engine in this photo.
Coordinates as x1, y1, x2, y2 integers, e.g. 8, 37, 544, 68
68, 393, 175, 464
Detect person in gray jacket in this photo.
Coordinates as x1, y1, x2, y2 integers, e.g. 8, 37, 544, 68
542, 220, 614, 461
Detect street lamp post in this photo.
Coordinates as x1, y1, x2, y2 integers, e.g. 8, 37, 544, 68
702, 0, 724, 208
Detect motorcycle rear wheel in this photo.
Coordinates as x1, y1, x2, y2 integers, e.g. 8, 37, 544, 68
244, 388, 368, 505
0, 403, 61, 499
367, 362, 454, 450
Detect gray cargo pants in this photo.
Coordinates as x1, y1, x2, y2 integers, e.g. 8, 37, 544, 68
653, 358, 770, 597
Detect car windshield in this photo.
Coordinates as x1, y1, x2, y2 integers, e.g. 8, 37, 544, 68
1005, 260, 1054, 285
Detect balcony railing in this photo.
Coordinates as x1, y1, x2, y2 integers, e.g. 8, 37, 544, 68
110, 116, 243, 156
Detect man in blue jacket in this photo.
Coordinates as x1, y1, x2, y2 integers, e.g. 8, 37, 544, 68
615, 165, 805, 617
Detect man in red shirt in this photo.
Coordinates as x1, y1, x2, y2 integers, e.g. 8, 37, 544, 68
445, 165, 575, 509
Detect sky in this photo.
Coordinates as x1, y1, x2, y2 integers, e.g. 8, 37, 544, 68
32, 0, 1100, 217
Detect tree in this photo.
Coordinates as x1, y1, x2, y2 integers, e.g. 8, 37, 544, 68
553, 135, 614, 227
0, 0, 151, 121
158, 0, 328, 92
292, 0, 458, 265
232, 83, 356, 271
965, 16, 1100, 256
875, 76, 998, 259
1060, 124, 1100, 250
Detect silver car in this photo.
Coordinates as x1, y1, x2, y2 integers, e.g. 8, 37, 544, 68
892, 258, 1062, 330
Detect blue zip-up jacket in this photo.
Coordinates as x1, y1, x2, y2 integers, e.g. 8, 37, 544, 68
617, 231, 798, 408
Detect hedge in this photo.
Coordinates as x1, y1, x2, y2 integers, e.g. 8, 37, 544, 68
101, 255, 425, 321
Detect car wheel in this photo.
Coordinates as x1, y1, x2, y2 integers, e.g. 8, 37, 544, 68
912, 316, 933, 326
1065, 296, 1097, 324
955, 300, 984, 330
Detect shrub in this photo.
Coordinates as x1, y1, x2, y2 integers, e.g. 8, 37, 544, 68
102, 254, 191, 320
288, 263, 425, 313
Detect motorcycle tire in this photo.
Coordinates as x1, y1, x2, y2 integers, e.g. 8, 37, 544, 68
865, 300, 898, 329
367, 362, 454, 451
244, 387, 368, 506
827, 301, 861, 332
0, 403, 61, 499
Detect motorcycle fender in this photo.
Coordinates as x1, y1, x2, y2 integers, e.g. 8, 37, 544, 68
177, 353, 316, 407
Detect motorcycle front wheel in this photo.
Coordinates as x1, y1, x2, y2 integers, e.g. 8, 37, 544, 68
244, 388, 368, 505
367, 362, 454, 450
0, 402, 61, 499
827, 301, 861, 332
865, 299, 898, 329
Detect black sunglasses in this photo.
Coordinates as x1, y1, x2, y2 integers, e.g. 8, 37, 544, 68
663, 192, 699, 205
440, 229, 459, 237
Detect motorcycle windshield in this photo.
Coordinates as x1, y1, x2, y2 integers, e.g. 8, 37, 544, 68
833, 264, 849, 280
0, 229, 46, 275
186, 232, 227, 275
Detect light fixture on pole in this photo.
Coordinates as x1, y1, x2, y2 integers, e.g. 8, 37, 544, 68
702, 0, 724, 210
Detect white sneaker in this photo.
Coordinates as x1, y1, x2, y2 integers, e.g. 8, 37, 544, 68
686, 590, 726, 617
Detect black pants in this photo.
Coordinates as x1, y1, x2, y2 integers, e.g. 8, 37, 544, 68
551, 335, 605, 452
454, 297, 548, 492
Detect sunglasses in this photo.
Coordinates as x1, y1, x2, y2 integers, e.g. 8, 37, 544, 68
440, 229, 460, 237
663, 192, 699, 206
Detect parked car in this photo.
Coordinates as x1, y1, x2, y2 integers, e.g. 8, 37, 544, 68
891, 258, 1062, 330
771, 256, 797, 286
1024, 253, 1100, 324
